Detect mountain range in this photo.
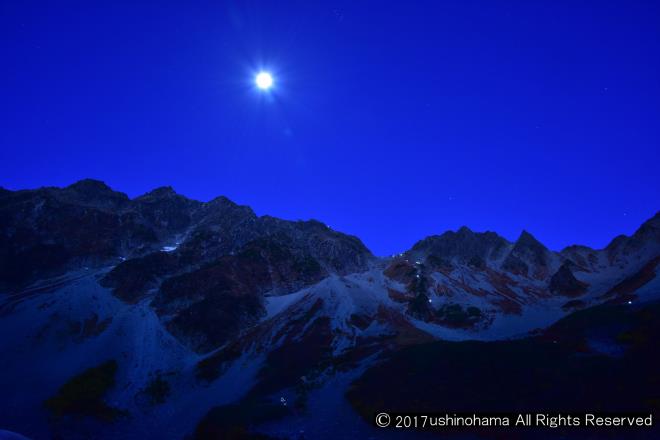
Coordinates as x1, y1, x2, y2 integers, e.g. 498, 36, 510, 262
1, 179, 658, 439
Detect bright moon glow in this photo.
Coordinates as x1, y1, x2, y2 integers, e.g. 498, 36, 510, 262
256, 72, 273, 90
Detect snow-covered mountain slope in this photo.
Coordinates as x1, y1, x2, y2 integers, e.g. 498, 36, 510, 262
0, 181, 658, 439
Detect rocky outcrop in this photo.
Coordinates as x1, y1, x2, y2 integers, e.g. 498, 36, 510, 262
0, 179, 373, 295
502, 230, 552, 279
2, 181, 660, 440
549, 263, 588, 296
411, 227, 509, 269
2, 179, 658, 362
0, 181, 159, 290
152, 238, 328, 352
602, 256, 660, 300
605, 212, 660, 265
100, 251, 180, 303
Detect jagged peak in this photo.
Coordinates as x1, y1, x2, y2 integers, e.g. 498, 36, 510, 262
410, 226, 510, 266
417, 226, 507, 246
66, 178, 115, 193
549, 260, 588, 295
561, 259, 581, 270
297, 218, 333, 230
135, 186, 180, 200
202, 195, 256, 219
500, 229, 552, 278
518, 229, 536, 241
59, 178, 129, 206
603, 211, 660, 258
513, 229, 547, 251
559, 244, 595, 255
560, 244, 595, 253
259, 216, 331, 233
633, 210, 660, 235
206, 195, 236, 206
436, 226, 474, 239
602, 212, 660, 251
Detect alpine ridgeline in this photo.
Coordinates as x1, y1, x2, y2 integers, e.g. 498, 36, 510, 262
1, 180, 658, 439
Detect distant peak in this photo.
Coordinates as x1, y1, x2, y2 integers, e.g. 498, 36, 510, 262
604, 211, 660, 253
204, 196, 256, 217
136, 186, 178, 200
510, 230, 549, 258
641, 211, 660, 229
151, 186, 177, 195
516, 230, 542, 246
297, 219, 335, 231
67, 178, 113, 192
519, 229, 535, 240
57, 178, 128, 207
457, 226, 473, 234
301, 218, 325, 227
65, 179, 127, 199
560, 244, 595, 254
206, 195, 236, 206
604, 233, 628, 249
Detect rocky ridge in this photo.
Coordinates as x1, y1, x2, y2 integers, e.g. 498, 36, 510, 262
0, 180, 659, 439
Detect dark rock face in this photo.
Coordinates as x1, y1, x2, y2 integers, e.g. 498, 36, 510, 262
0, 180, 374, 351
560, 245, 599, 272
0, 182, 156, 290
406, 293, 433, 321
383, 260, 417, 283
132, 186, 199, 239
55, 179, 130, 210
2, 179, 657, 362
152, 238, 328, 352
43, 359, 121, 421
257, 216, 371, 275
0, 180, 221, 290
102, 196, 372, 304
606, 212, 660, 264
3, 180, 660, 440
411, 227, 509, 268
410, 226, 558, 281
602, 256, 660, 300
502, 230, 551, 278
549, 263, 588, 296
0, 180, 374, 295
100, 251, 180, 303
434, 303, 484, 328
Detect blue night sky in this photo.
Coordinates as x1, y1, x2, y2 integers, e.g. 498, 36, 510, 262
2, 1, 659, 256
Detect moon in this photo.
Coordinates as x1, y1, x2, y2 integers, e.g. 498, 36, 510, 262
255, 72, 273, 90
